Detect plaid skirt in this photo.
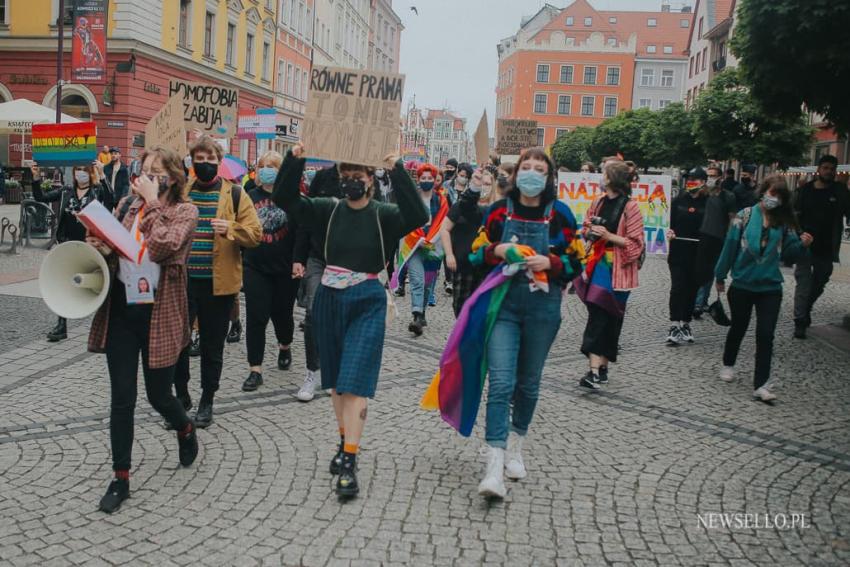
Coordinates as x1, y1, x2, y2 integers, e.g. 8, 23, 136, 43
313, 279, 387, 398
451, 269, 484, 318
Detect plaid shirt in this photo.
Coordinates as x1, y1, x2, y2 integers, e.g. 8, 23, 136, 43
88, 197, 199, 368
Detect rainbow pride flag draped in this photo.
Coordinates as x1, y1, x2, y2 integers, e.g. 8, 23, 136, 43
390, 193, 449, 291
573, 239, 627, 318
421, 244, 545, 436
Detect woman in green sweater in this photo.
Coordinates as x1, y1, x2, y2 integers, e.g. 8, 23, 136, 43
273, 143, 428, 498
714, 175, 813, 403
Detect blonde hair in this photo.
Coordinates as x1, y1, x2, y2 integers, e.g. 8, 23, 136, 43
258, 150, 283, 169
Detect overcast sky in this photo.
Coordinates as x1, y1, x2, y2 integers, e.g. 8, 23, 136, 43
395, 0, 676, 134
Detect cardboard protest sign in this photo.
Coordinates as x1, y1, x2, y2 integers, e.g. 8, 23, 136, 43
169, 80, 238, 138
473, 110, 489, 166
496, 119, 537, 155
301, 66, 405, 168
145, 95, 187, 156
558, 172, 672, 254
237, 108, 276, 140
32, 122, 97, 166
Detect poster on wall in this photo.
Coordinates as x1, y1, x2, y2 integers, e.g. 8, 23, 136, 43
558, 172, 673, 255
72, 0, 108, 83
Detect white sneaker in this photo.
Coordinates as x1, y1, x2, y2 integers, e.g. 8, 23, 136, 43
666, 325, 684, 346
477, 446, 507, 498
719, 366, 735, 382
296, 369, 319, 402
753, 387, 777, 403
504, 432, 527, 480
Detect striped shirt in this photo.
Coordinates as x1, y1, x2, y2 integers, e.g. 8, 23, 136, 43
586, 196, 645, 290
188, 189, 219, 278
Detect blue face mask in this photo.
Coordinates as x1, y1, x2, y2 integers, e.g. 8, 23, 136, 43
258, 167, 277, 185
419, 181, 435, 191
516, 170, 547, 197
305, 170, 316, 184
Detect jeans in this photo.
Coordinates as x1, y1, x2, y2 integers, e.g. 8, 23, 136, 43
244, 267, 297, 367
174, 278, 235, 397
407, 250, 437, 315
695, 282, 712, 311
722, 286, 782, 390
793, 255, 834, 324
106, 301, 190, 471
485, 280, 562, 449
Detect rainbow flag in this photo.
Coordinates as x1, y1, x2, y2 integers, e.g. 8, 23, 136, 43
421, 244, 545, 436
390, 193, 449, 291
32, 122, 97, 166
573, 240, 627, 318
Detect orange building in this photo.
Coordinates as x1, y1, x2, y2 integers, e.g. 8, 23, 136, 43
496, 0, 691, 149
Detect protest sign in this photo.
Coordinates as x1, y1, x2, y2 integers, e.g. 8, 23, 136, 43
558, 172, 673, 254
168, 79, 238, 138
145, 95, 187, 156
473, 110, 489, 166
72, 0, 107, 83
301, 66, 405, 167
32, 122, 97, 166
496, 119, 537, 155
237, 108, 276, 140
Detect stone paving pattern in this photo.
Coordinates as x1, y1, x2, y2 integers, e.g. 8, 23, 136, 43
0, 255, 849, 566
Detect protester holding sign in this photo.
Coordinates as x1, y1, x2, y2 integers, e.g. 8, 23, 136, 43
272, 143, 428, 499
85, 146, 200, 514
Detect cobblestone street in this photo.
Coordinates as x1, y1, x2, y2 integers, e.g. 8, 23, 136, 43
0, 247, 849, 566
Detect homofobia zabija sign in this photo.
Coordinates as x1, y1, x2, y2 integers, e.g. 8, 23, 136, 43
301, 66, 405, 168
145, 95, 187, 156
558, 172, 673, 254
168, 80, 238, 138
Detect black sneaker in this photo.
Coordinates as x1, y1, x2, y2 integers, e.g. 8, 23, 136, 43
278, 349, 292, 371
692, 307, 704, 320
666, 325, 684, 346
188, 331, 200, 357
597, 367, 609, 385
394, 286, 406, 297
226, 320, 242, 344
444, 281, 453, 295
408, 313, 425, 336
579, 371, 602, 390
242, 371, 263, 392
329, 449, 343, 475
46, 318, 67, 342
194, 399, 214, 429
793, 324, 807, 339
177, 424, 199, 467
99, 479, 129, 514
681, 323, 694, 343
336, 466, 359, 498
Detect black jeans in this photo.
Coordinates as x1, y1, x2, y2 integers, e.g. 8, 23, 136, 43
107, 301, 190, 472
793, 255, 834, 324
668, 257, 701, 323
244, 266, 297, 367
723, 286, 782, 390
174, 278, 235, 397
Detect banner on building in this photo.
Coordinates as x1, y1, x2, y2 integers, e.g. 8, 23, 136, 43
301, 66, 405, 168
473, 110, 490, 166
496, 119, 538, 156
237, 108, 276, 140
32, 122, 98, 166
558, 172, 673, 255
71, 0, 108, 83
168, 80, 239, 138
145, 95, 188, 157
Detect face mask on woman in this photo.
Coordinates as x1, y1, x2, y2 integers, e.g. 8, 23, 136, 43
193, 162, 219, 183
258, 167, 277, 185
516, 169, 547, 197
341, 177, 367, 200
146, 174, 170, 193
497, 175, 509, 190
762, 194, 782, 210
456, 176, 469, 187
74, 170, 90, 186
418, 181, 435, 191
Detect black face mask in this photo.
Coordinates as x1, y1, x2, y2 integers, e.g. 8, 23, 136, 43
444, 170, 456, 180
194, 162, 219, 183
341, 177, 367, 200
497, 175, 509, 190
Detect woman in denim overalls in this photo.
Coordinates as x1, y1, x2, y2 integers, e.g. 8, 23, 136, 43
477, 149, 581, 498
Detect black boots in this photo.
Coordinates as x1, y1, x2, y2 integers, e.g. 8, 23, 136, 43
47, 317, 67, 342
336, 453, 359, 498
177, 424, 199, 467
408, 312, 426, 336
242, 371, 263, 392
278, 348, 292, 370
99, 478, 129, 514
226, 320, 242, 343
194, 392, 214, 429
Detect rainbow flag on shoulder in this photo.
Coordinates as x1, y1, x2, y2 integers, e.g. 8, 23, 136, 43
573, 239, 627, 318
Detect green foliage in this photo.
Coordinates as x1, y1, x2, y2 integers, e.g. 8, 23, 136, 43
731, 0, 850, 133
551, 127, 595, 171
588, 108, 657, 167
640, 103, 704, 169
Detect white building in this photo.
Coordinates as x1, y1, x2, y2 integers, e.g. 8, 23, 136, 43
368, 0, 403, 73
685, 0, 737, 107
313, 0, 371, 68
425, 109, 469, 166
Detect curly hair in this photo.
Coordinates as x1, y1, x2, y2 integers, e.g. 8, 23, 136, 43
416, 163, 439, 179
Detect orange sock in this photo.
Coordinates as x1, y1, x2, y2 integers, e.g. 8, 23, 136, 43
343, 442, 359, 455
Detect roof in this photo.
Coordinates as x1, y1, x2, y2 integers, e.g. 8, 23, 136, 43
685, 0, 734, 52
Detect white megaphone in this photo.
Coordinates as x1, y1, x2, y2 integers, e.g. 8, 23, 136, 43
39, 241, 111, 319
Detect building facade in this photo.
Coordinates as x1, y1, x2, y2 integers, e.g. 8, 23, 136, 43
401, 104, 469, 166
367, 0, 402, 73
312, 0, 370, 69
684, 0, 735, 107
273, 0, 314, 154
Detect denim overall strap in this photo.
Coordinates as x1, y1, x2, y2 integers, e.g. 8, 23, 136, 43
502, 199, 553, 255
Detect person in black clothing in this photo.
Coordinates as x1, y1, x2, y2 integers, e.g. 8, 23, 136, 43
733, 164, 758, 211
792, 154, 850, 338
32, 161, 113, 342
665, 166, 709, 345
103, 147, 130, 205
721, 168, 737, 192
241, 151, 300, 392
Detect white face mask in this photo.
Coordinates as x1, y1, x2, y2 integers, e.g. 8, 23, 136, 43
74, 170, 90, 185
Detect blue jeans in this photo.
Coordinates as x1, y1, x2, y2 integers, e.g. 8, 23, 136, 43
695, 281, 711, 311
485, 279, 562, 449
407, 250, 437, 314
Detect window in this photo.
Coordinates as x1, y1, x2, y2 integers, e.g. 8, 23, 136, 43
566, 36, 576, 46
638, 99, 651, 109
581, 96, 594, 116
695, 52, 701, 71
302, 69, 308, 99
647, 18, 657, 27
640, 68, 655, 86
178, 0, 191, 48
658, 99, 672, 109
647, 45, 657, 54
680, 18, 690, 28
606, 67, 620, 85
560, 65, 573, 84
262, 42, 270, 81
226, 23, 235, 66
584, 17, 592, 26
609, 16, 617, 24
557, 95, 571, 115
287, 63, 293, 95
294, 66, 301, 97
556, 128, 569, 140
607, 37, 617, 47
689, 56, 694, 78
698, 17, 703, 37
583, 66, 597, 85
702, 47, 707, 71
664, 46, 673, 54
245, 33, 255, 75
536, 64, 550, 83
204, 12, 215, 58
534, 94, 547, 114
566, 16, 574, 26
661, 69, 674, 87
536, 128, 545, 147
281, 0, 289, 24
277, 60, 285, 93
603, 97, 617, 117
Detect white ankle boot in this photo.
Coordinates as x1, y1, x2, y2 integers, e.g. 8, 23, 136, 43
504, 432, 527, 480
478, 446, 507, 498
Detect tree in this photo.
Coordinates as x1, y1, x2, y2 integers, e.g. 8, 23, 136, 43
732, 0, 850, 133
692, 69, 813, 167
588, 108, 657, 167
551, 127, 595, 171
639, 103, 704, 169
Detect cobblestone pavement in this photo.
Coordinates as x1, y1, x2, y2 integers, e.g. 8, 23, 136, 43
0, 255, 849, 566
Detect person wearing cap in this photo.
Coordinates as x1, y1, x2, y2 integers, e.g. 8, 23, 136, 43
665, 166, 709, 346
733, 165, 758, 211
104, 147, 130, 205
792, 154, 850, 338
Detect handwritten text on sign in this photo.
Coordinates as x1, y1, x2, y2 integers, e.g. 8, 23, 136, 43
558, 172, 672, 254
168, 80, 238, 138
496, 119, 538, 156
145, 95, 187, 156
301, 66, 405, 168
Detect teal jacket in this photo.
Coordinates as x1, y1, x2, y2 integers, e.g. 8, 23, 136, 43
714, 205, 808, 293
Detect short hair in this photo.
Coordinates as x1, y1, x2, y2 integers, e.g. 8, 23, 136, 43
416, 163, 439, 179
603, 160, 632, 194
258, 150, 283, 169
707, 165, 722, 176
140, 146, 187, 204
456, 162, 475, 178
508, 148, 557, 204
581, 161, 597, 173
190, 135, 224, 161
819, 154, 838, 166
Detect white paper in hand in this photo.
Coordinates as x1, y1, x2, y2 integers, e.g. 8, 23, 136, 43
76, 200, 142, 262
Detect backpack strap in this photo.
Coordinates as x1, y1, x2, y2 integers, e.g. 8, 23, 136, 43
118, 196, 137, 222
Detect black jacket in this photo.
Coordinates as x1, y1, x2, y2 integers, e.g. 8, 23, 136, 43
33, 180, 112, 242
103, 162, 129, 205
793, 180, 850, 263
733, 181, 758, 211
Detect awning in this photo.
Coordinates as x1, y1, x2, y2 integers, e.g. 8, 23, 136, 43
0, 99, 80, 134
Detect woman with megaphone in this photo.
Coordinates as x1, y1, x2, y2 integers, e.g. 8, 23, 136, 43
85, 146, 201, 514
